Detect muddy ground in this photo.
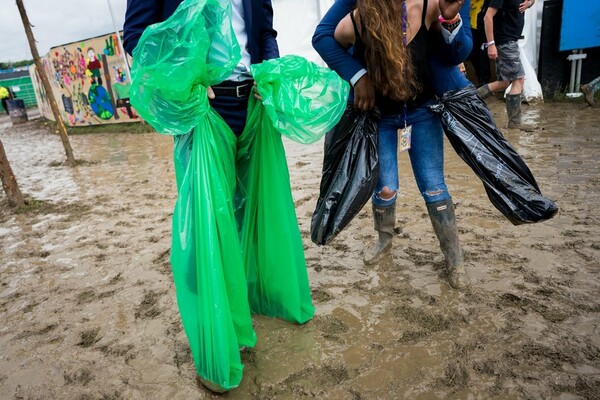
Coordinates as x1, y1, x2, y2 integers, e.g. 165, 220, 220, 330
0, 100, 599, 400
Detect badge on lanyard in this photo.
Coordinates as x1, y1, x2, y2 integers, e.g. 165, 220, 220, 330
399, 101, 412, 152
399, 124, 412, 152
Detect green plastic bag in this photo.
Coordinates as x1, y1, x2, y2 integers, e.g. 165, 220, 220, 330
236, 56, 349, 322
172, 113, 255, 392
236, 98, 315, 324
130, 0, 240, 135
252, 55, 350, 144
131, 0, 251, 391
130, 0, 349, 392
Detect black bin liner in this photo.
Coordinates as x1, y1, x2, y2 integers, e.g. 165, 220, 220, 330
311, 106, 380, 245
429, 85, 558, 225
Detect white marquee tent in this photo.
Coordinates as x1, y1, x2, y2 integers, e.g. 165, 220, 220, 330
272, 0, 334, 65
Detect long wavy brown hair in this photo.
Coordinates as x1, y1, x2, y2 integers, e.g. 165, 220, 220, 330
356, 0, 422, 101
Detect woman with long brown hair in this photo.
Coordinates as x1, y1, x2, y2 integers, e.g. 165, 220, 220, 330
314, 0, 470, 288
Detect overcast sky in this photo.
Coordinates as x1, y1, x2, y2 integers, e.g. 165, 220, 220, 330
0, 0, 127, 62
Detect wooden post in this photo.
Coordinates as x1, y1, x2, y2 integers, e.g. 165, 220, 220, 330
15, 0, 76, 167
0, 138, 25, 208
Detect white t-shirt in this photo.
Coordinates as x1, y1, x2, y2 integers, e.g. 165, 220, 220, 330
207, 0, 253, 82
230, 0, 252, 81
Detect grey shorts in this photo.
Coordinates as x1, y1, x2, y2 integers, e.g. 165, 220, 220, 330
496, 41, 525, 82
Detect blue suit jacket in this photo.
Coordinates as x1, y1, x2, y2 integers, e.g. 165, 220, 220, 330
312, 0, 472, 83
123, 0, 279, 63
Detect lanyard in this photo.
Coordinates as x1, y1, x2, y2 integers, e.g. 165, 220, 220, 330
402, 1, 408, 127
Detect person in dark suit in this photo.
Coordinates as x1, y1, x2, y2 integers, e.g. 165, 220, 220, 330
124, 0, 278, 136
123, 0, 279, 392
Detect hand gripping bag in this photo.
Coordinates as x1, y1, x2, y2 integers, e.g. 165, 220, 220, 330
310, 107, 380, 245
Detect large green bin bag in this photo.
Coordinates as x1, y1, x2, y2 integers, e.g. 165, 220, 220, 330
129, 0, 349, 392
130, 0, 252, 391
238, 56, 349, 323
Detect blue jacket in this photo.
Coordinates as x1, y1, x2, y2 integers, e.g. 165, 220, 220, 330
312, 0, 472, 86
123, 0, 279, 63
429, 0, 474, 95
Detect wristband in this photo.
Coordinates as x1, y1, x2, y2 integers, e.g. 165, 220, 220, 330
481, 40, 495, 50
442, 17, 461, 32
439, 14, 460, 24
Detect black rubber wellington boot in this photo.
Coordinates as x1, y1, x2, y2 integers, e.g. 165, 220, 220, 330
426, 198, 470, 289
363, 203, 395, 266
506, 93, 535, 131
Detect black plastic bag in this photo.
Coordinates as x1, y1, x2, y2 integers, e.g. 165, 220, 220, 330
429, 85, 558, 225
311, 106, 380, 245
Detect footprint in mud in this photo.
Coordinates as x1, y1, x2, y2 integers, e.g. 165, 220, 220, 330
63, 368, 93, 386
22, 301, 40, 314
115, 221, 134, 228
109, 272, 123, 284
313, 315, 349, 342
134, 290, 164, 319
497, 292, 530, 308
174, 340, 192, 369
165, 319, 184, 337
331, 242, 351, 252
14, 323, 58, 340
148, 235, 161, 243
497, 292, 570, 323
311, 288, 334, 304
393, 304, 465, 338
97, 342, 137, 363
275, 363, 354, 397
153, 249, 172, 276
76, 289, 96, 305
403, 245, 438, 267
14, 249, 50, 259
97, 290, 116, 300
95, 242, 109, 250
294, 194, 316, 208
78, 327, 102, 348
437, 360, 469, 389
240, 346, 257, 368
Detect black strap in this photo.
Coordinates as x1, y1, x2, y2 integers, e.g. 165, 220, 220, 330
422, 0, 428, 26
211, 82, 253, 98
350, 11, 361, 41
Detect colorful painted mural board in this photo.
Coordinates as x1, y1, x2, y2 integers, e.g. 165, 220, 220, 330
31, 32, 139, 126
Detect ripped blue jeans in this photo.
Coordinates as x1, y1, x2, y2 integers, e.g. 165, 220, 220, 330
373, 101, 450, 207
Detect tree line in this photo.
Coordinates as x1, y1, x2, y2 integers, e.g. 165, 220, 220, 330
0, 59, 34, 70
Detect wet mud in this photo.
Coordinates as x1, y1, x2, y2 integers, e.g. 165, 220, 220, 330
1, 100, 599, 399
